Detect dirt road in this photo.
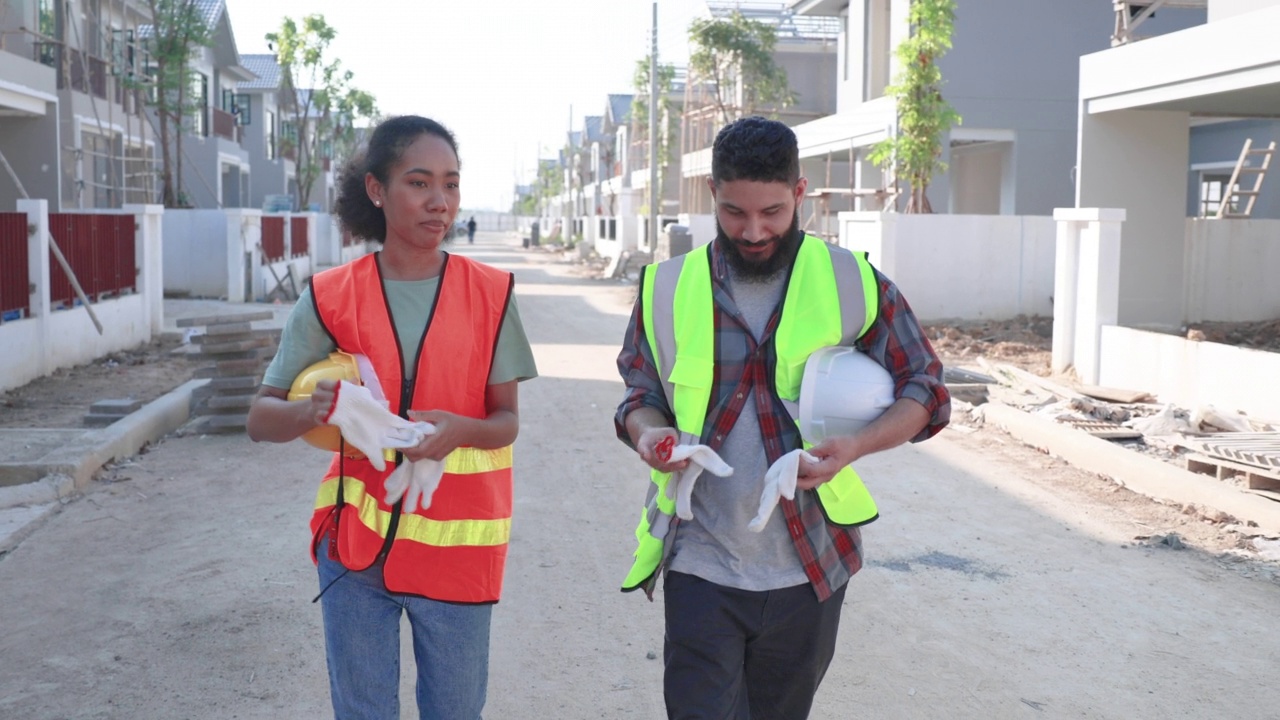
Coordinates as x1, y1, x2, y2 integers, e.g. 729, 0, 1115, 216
1, 234, 1277, 719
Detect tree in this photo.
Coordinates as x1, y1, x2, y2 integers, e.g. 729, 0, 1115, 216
142, 0, 213, 207
867, 0, 961, 214
688, 12, 795, 125
268, 15, 377, 210
630, 56, 679, 168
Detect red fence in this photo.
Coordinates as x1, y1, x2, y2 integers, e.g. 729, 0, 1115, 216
290, 217, 309, 258
0, 213, 30, 322
47, 214, 137, 308
262, 216, 286, 262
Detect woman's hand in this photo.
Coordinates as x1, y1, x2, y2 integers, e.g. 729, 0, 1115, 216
309, 379, 339, 426
405, 409, 468, 462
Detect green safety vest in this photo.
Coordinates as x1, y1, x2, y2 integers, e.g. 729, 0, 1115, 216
622, 234, 882, 593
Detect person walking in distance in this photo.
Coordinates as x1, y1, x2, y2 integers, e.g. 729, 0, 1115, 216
614, 116, 950, 718
466, 215, 477, 244
247, 115, 537, 720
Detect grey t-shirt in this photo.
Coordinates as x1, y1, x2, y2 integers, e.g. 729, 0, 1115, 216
262, 277, 537, 390
668, 268, 809, 591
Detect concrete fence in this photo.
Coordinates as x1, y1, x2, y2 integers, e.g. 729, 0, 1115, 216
838, 211, 1057, 324
0, 200, 163, 393
1183, 218, 1280, 323
163, 210, 364, 302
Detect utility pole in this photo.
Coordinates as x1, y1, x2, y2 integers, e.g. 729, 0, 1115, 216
648, 1, 659, 252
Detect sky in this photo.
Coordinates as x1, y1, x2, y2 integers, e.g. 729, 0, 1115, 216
222, 0, 714, 211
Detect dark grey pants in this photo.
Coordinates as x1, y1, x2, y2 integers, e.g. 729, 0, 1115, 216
662, 571, 848, 720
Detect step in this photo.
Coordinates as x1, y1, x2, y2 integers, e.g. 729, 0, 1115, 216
89, 397, 142, 415
176, 311, 274, 328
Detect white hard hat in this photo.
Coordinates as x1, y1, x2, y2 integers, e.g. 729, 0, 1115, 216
798, 346, 895, 443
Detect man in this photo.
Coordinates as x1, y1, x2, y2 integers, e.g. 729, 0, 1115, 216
467, 215, 477, 244
614, 116, 950, 719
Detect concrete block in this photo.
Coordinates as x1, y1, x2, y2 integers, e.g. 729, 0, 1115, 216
176, 311, 274, 328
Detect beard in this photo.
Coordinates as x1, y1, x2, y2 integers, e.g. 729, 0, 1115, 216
714, 212, 801, 283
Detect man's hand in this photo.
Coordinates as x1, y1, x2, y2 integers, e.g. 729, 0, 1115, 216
637, 426, 690, 475
797, 435, 862, 490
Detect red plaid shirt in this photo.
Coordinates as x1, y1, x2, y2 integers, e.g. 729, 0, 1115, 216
615, 234, 950, 600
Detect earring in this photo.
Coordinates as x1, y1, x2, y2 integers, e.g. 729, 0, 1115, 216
374, 200, 382, 207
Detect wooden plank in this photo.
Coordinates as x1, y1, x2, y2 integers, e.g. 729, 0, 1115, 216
1075, 384, 1153, 404
175, 311, 274, 328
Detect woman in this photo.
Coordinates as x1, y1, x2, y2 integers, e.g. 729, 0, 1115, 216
247, 115, 537, 720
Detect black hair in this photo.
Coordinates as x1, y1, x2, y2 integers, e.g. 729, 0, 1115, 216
710, 116, 800, 186
334, 115, 460, 242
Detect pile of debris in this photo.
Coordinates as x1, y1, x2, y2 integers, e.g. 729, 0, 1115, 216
945, 359, 1280, 502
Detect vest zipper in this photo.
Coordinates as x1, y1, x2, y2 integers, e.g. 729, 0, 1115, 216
377, 376, 417, 560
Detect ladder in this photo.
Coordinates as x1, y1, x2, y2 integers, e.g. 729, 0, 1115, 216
1216, 138, 1275, 219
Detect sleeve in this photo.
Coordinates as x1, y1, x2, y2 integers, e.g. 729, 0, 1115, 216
487, 293, 539, 384
261, 286, 339, 390
854, 268, 951, 441
613, 283, 674, 448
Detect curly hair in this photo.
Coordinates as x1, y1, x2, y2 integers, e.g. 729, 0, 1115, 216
710, 116, 800, 186
334, 115, 460, 242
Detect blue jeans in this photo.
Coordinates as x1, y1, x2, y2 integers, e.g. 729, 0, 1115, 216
317, 543, 492, 720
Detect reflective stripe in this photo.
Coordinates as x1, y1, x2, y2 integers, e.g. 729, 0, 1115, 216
446, 446, 513, 474
315, 476, 511, 547
379, 445, 513, 472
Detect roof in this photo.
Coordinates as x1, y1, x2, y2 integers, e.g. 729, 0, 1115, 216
240, 54, 281, 90
583, 115, 605, 144
138, 0, 225, 39
607, 94, 634, 126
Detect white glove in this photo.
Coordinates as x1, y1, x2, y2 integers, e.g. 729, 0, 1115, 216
324, 381, 420, 472
749, 449, 819, 532
381, 421, 447, 513
383, 457, 447, 513
663, 444, 734, 521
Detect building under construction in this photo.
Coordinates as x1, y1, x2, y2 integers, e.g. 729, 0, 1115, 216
0, 0, 159, 211
679, 1, 842, 222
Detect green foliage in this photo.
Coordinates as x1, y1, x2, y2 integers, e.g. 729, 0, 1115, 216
688, 12, 795, 124
630, 55, 679, 167
269, 15, 377, 210
867, 0, 961, 213
141, 0, 214, 207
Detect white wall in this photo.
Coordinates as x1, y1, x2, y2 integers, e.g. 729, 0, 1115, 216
1100, 325, 1280, 424
163, 210, 231, 298
838, 212, 1056, 322
1184, 219, 1280, 322
1209, 0, 1280, 22
1077, 109, 1191, 328
1, 202, 164, 392
678, 213, 716, 249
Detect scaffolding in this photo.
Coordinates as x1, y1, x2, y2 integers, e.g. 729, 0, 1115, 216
4, 0, 159, 208
678, 2, 842, 216
1111, 0, 1208, 46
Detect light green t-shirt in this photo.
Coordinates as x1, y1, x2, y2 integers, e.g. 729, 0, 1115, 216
262, 278, 538, 390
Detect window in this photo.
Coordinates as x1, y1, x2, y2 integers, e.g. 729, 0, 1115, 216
1200, 172, 1236, 217
190, 72, 208, 136
266, 109, 276, 159
38, 0, 57, 38
233, 94, 251, 125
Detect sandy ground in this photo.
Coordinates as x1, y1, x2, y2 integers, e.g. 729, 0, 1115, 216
1, 233, 1279, 719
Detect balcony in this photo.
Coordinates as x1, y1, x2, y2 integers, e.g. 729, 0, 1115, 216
34, 44, 108, 100
212, 107, 237, 142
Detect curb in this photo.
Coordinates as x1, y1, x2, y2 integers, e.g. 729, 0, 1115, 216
0, 378, 208, 508
982, 402, 1280, 535
0, 378, 209, 556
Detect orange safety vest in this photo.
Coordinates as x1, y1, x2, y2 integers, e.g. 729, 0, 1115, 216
308, 252, 515, 603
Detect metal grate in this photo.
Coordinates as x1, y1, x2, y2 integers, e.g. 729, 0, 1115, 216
0, 213, 31, 322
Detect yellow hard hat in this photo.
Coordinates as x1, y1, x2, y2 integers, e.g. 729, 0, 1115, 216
288, 351, 365, 457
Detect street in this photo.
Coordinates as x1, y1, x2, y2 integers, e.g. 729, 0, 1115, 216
1, 233, 1277, 719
